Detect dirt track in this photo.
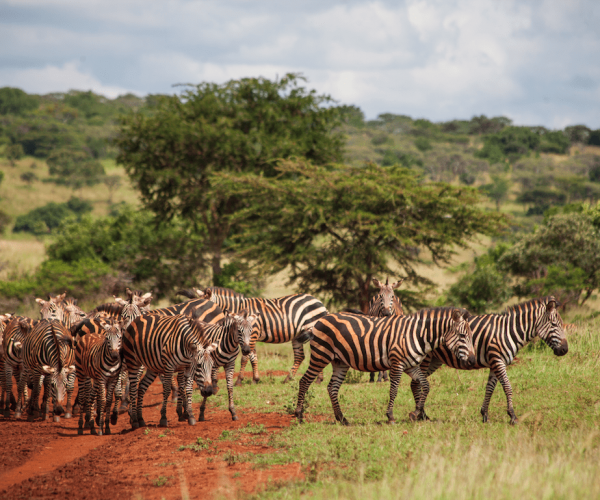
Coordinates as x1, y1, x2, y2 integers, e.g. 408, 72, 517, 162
0, 372, 303, 499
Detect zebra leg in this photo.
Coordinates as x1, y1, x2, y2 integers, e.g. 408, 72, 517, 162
176, 372, 186, 421
225, 361, 238, 421
4, 365, 13, 417
377, 371, 384, 383
284, 338, 306, 383
27, 374, 41, 421
77, 376, 88, 435
15, 367, 27, 418
157, 371, 173, 427
235, 354, 248, 386
385, 364, 405, 424
93, 382, 106, 436
211, 366, 219, 395
64, 371, 75, 419
327, 360, 351, 425
315, 370, 324, 384
119, 367, 130, 414
41, 376, 51, 421
382, 371, 389, 382
295, 367, 323, 423
105, 376, 118, 435
480, 370, 498, 423
138, 370, 158, 428
128, 366, 143, 429
406, 367, 430, 422
410, 358, 442, 421
183, 372, 196, 426
199, 395, 209, 422
369, 372, 376, 383
249, 349, 260, 383
85, 379, 96, 432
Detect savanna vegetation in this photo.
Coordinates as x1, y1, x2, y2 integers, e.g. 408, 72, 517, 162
1, 78, 600, 499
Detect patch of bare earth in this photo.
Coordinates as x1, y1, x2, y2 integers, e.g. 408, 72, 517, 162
0, 373, 304, 500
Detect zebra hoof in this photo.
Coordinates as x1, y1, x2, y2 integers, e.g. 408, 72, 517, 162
131, 421, 140, 430
96, 429, 103, 436
111, 413, 118, 426
234, 379, 243, 387
105, 427, 111, 435
53, 416, 61, 423
253, 378, 260, 384
84, 421, 91, 429
27, 415, 35, 422
64, 413, 72, 419
199, 415, 205, 422
188, 418, 196, 426
231, 415, 238, 421
15, 412, 21, 419
91, 428, 98, 435
159, 418, 168, 428
77, 428, 84, 435
3, 409, 10, 418
138, 419, 146, 427
178, 415, 186, 422
408, 412, 418, 422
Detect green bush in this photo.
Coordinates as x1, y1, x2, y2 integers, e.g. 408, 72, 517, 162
12, 198, 92, 235
46, 148, 105, 188
5, 143, 24, 164
414, 137, 432, 152
0, 209, 11, 234
0, 87, 38, 116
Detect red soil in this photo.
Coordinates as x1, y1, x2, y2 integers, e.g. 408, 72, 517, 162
0, 372, 304, 499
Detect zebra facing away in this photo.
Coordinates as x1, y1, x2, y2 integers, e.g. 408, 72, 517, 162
73, 317, 124, 436
0, 314, 15, 414
410, 297, 568, 425
194, 310, 258, 422
368, 277, 404, 383
122, 313, 218, 429
194, 287, 328, 384
22, 319, 76, 422
294, 308, 475, 425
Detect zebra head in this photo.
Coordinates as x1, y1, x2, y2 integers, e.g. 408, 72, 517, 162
0, 313, 12, 343
233, 309, 257, 356
100, 317, 123, 361
113, 289, 153, 328
36, 295, 65, 323
195, 342, 219, 397
536, 298, 568, 356
444, 309, 476, 367
61, 297, 87, 328
371, 278, 404, 317
40, 363, 76, 416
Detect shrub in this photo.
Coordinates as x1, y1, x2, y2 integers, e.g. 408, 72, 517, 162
414, 137, 432, 152
20, 171, 38, 184
0, 209, 10, 234
5, 143, 24, 165
12, 198, 91, 235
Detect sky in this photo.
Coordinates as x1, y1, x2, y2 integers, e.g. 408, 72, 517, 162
1, 0, 599, 128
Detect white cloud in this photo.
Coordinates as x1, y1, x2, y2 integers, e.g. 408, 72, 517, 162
0, 61, 137, 98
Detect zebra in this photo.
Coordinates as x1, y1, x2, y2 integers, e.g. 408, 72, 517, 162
410, 297, 568, 425
294, 308, 475, 425
194, 309, 258, 422
22, 319, 76, 422
122, 312, 218, 429
194, 287, 328, 384
368, 277, 404, 383
73, 317, 124, 436
2, 316, 36, 418
0, 314, 15, 415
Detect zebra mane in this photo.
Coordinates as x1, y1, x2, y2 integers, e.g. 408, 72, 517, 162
504, 296, 560, 315
88, 303, 124, 317
410, 306, 466, 319
209, 286, 246, 297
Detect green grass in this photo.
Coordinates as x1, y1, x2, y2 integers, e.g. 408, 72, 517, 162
194, 316, 600, 499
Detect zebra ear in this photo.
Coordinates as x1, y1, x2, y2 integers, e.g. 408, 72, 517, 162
65, 365, 76, 375
547, 299, 556, 312
18, 320, 31, 336
451, 309, 463, 322
35, 298, 46, 305
204, 289, 212, 300
114, 297, 127, 306
41, 365, 56, 375
372, 278, 383, 288
462, 310, 471, 320
193, 288, 204, 298
392, 279, 404, 289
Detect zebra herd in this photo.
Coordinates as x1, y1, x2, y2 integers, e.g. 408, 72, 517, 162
0, 280, 568, 435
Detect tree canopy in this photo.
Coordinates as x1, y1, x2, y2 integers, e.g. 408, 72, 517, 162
213, 160, 508, 311
115, 74, 344, 279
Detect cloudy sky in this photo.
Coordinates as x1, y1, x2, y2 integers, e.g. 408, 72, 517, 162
1, 0, 599, 128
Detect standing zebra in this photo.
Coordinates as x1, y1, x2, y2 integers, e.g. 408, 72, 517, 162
410, 297, 568, 425
368, 278, 404, 383
2, 316, 36, 418
22, 319, 76, 422
0, 314, 14, 414
73, 317, 124, 436
195, 287, 328, 383
122, 312, 217, 429
194, 310, 258, 422
294, 308, 475, 425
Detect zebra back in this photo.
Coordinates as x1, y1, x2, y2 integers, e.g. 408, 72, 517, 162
432, 296, 568, 369
310, 308, 473, 372
122, 314, 209, 376
2, 316, 36, 368
148, 298, 225, 324
199, 287, 246, 314
75, 317, 123, 381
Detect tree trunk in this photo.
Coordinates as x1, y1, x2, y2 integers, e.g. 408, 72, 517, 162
211, 252, 222, 284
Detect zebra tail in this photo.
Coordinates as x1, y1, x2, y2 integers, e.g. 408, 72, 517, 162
295, 326, 314, 344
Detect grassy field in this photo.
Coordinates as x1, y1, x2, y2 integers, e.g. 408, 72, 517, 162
196, 311, 600, 499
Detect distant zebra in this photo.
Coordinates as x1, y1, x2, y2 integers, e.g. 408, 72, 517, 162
410, 297, 568, 425
2, 316, 36, 418
122, 312, 217, 429
294, 308, 475, 425
73, 317, 124, 435
195, 287, 328, 383
194, 310, 258, 422
22, 319, 76, 422
368, 278, 404, 383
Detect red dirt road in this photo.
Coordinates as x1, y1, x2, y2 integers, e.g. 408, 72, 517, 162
0, 372, 303, 500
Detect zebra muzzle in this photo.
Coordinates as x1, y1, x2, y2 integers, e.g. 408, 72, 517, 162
241, 345, 251, 356
554, 339, 568, 356
466, 353, 476, 366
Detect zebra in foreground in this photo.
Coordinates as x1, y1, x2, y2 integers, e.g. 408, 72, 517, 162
368, 278, 404, 383
294, 308, 475, 425
193, 287, 328, 383
2, 316, 36, 418
22, 319, 76, 422
73, 317, 124, 436
122, 312, 218, 429
410, 297, 568, 425
0, 314, 15, 414
195, 310, 258, 422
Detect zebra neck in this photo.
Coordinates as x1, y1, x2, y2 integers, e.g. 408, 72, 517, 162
499, 304, 543, 346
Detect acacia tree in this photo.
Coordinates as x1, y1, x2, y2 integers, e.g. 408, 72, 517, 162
115, 74, 343, 281
213, 160, 508, 311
